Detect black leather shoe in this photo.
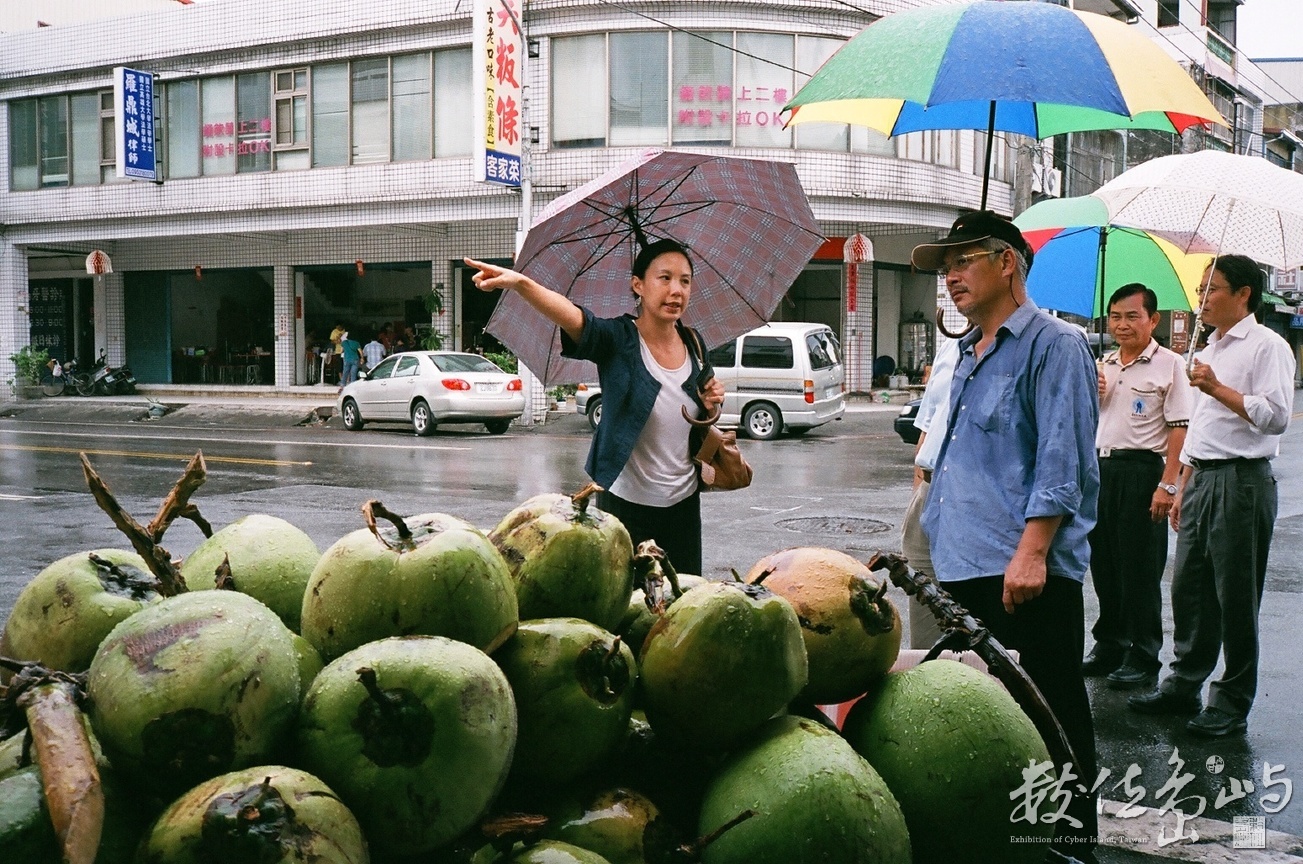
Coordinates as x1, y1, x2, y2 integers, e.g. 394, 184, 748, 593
1186, 707, 1247, 738
1081, 649, 1123, 677
1128, 688, 1201, 715
1106, 665, 1158, 690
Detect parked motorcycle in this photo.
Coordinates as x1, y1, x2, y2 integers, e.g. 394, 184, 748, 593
104, 361, 137, 395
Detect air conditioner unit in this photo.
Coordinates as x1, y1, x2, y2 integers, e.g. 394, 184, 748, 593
1044, 168, 1062, 198
1030, 164, 1063, 198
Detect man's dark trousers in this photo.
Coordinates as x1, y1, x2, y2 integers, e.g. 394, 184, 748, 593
1161, 460, 1277, 718
1087, 452, 1167, 671
946, 574, 1098, 854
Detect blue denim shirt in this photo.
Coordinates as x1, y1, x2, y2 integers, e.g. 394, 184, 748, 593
561, 308, 709, 489
921, 301, 1099, 583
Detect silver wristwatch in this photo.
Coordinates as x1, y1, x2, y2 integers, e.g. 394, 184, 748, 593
1158, 483, 1179, 495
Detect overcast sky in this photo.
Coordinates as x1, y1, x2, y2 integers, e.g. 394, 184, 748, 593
1237, 0, 1302, 59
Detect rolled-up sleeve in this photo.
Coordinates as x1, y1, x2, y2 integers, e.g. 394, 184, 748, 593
1025, 333, 1098, 521
1243, 338, 1296, 436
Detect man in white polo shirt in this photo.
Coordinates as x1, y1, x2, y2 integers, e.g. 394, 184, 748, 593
1084, 284, 1191, 690
1129, 255, 1296, 737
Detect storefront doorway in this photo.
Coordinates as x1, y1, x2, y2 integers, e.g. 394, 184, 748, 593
125, 269, 274, 384
28, 278, 94, 366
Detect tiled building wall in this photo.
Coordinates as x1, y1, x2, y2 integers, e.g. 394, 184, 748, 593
0, 0, 1012, 396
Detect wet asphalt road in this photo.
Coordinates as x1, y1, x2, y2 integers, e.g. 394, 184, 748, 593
1, 396, 1301, 859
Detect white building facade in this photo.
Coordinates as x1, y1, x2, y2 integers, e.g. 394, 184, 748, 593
0, 0, 1018, 401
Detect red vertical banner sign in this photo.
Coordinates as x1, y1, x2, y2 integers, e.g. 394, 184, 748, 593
846, 265, 858, 312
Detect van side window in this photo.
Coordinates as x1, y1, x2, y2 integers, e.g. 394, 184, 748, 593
709, 340, 736, 368
741, 336, 794, 369
806, 333, 834, 370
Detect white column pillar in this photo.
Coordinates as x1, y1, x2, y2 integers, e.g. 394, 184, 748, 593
101, 272, 126, 366
273, 264, 294, 388
0, 242, 30, 403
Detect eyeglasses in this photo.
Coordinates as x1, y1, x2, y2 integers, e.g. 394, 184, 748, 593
939, 250, 1002, 275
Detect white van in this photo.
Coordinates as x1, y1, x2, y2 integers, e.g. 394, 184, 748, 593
707, 322, 846, 439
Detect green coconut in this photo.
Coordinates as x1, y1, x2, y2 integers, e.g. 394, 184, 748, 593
0, 765, 56, 861
547, 787, 680, 864
512, 840, 611, 864
617, 575, 707, 661
291, 634, 324, 700
300, 503, 518, 663
137, 765, 369, 864
745, 548, 901, 705
181, 514, 320, 632
489, 487, 634, 632
297, 636, 516, 856
495, 618, 636, 785
841, 659, 1055, 864
0, 549, 160, 677
639, 581, 807, 753
86, 591, 300, 799
697, 715, 911, 864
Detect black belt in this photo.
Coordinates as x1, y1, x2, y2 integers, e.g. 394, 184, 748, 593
1097, 448, 1161, 462
1189, 457, 1267, 470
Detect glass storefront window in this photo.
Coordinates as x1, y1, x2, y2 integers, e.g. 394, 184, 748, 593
393, 53, 432, 161
352, 58, 390, 164
201, 76, 237, 176
795, 36, 848, 152
610, 32, 667, 147
735, 33, 792, 148
553, 34, 607, 148
166, 81, 200, 179
671, 31, 732, 146
434, 48, 472, 157
236, 72, 272, 172
312, 63, 349, 167
38, 96, 69, 186
9, 100, 39, 190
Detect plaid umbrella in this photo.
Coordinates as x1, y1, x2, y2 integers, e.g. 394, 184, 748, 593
485, 149, 824, 386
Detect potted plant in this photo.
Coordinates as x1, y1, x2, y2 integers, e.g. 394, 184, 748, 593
8, 345, 49, 399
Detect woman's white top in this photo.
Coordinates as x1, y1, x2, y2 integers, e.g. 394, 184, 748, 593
609, 336, 698, 506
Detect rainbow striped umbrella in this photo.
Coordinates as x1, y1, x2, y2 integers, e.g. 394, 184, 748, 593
1014, 196, 1211, 319
783, 1, 1224, 206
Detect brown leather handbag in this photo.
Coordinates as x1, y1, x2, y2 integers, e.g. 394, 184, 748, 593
681, 329, 753, 491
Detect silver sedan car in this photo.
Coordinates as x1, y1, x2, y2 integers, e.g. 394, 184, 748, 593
337, 351, 525, 436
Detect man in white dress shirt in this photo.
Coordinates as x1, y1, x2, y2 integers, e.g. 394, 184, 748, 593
899, 336, 959, 649
1129, 256, 1296, 737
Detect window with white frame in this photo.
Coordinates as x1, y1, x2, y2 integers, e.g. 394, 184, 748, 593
351, 58, 390, 164
273, 67, 309, 170
553, 33, 608, 148
671, 31, 733, 146
392, 54, 432, 161
610, 32, 668, 147
311, 63, 349, 167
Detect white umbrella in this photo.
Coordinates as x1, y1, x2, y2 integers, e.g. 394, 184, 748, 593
1093, 150, 1303, 270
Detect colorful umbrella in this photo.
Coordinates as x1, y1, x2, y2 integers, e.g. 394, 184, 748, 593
783, 1, 1224, 207
1014, 196, 1211, 319
486, 149, 824, 385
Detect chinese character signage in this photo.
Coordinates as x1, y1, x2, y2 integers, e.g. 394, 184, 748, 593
114, 67, 157, 181
473, 0, 523, 187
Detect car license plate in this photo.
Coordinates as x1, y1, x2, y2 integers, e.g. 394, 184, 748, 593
476, 383, 499, 393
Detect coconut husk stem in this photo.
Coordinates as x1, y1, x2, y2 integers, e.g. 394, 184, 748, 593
362, 500, 414, 552
356, 667, 399, 717
478, 812, 549, 843
79, 453, 188, 596
4, 663, 102, 864
146, 452, 212, 540
675, 809, 756, 861
570, 482, 603, 515
214, 554, 236, 591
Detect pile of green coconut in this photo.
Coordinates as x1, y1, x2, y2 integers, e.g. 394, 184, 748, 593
0, 452, 1057, 864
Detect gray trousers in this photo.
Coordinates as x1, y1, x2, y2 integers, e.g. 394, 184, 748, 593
1161, 459, 1277, 718
900, 479, 944, 650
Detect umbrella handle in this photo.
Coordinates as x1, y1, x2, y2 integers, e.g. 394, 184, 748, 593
682, 404, 720, 428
